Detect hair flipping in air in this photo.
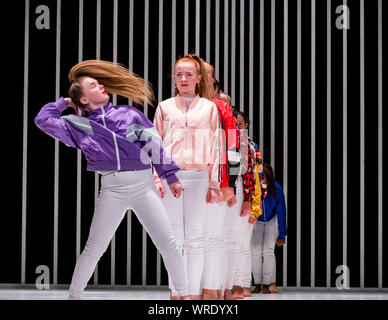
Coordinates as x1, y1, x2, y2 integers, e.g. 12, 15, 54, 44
68, 59, 155, 109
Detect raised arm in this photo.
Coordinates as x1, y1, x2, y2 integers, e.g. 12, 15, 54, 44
34, 97, 83, 149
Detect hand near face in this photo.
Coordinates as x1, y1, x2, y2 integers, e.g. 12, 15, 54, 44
64, 97, 80, 114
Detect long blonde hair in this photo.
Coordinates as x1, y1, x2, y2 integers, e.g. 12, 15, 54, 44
174, 54, 212, 100
68, 60, 154, 108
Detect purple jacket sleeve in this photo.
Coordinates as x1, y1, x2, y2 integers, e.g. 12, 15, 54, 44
34, 97, 83, 149
131, 108, 179, 185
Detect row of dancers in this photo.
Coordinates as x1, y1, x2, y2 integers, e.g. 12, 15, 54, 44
35, 53, 286, 300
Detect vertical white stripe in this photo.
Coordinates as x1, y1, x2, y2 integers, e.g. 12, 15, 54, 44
110, 0, 118, 286
126, 0, 134, 286
171, 0, 176, 95
96, 0, 101, 60
377, 0, 383, 290
54, 149, 59, 283
142, 0, 149, 286
283, 0, 288, 288
94, 172, 99, 285
127, 212, 132, 285
113, 0, 118, 65
360, 0, 365, 289
94, 0, 101, 285
195, 0, 200, 54
311, 0, 316, 289
144, 0, 149, 117
157, 0, 164, 287
215, 0, 220, 79
78, 0, 83, 63
240, 0, 245, 112
270, 0, 275, 166
184, 0, 189, 55
249, 0, 254, 139
296, 0, 301, 288
326, 0, 332, 288
342, 0, 348, 269
142, 228, 147, 286
128, 0, 134, 104
231, 0, 236, 106
158, 0, 163, 114
21, 0, 30, 284
53, 0, 61, 286
224, 0, 229, 93
76, 0, 84, 263
206, 0, 211, 62
259, 0, 264, 155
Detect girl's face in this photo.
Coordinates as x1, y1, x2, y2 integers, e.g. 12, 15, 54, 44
174, 61, 202, 97
80, 77, 109, 110
236, 115, 248, 129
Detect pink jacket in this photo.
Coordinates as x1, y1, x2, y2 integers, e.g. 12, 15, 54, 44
153, 95, 221, 189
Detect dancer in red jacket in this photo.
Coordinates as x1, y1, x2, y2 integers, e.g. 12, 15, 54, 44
199, 61, 240, 300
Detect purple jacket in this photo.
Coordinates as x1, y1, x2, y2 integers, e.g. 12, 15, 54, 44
35, 97, 179, 184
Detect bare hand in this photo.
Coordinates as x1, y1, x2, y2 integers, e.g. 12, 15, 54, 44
64, 97, 84, 115
155, 181, 165, 198
226, 195, 237, 208
239, 201, 252, 217
206, 187, 221, 204
276, 238, 286, 246
226, 187, 235, 201
248, 215, 257, 225
169, 181, 183, 198
219, 187, 234, 203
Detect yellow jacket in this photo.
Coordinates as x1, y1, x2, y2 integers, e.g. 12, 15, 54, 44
251, 164, 263, 218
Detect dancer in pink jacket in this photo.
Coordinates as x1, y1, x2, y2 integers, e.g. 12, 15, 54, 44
153, 54, 222, 300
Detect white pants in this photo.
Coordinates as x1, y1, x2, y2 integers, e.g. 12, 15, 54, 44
161, 170, 209, 296
233, 213, 254, 288
68, 170, 189, 298
251, 217, 279, 285
201, 201, 228, 290
224, 176, 254, 290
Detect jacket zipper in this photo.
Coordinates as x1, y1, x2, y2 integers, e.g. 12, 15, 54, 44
183, 100, 190, 168
262, 199, 267, 222
101, 108, 121, 171
185, 101, 189, 127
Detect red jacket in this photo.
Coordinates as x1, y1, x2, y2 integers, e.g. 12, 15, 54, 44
212, 99, 239, 189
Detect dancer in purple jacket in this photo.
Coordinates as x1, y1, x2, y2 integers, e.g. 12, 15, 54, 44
35, 60, 190, 300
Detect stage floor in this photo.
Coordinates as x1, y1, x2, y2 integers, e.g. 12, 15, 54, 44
0, 288, 387, 300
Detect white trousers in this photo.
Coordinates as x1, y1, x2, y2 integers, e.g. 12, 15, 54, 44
233, 213, 254, 288
251, 217, 279, 285
68, 170, 189, 298
201, 201, 228, 290
161, 170, 209, 296
224, 176, 254, 289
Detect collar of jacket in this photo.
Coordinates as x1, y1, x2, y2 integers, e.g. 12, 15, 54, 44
87, 102, 113, 118
174, 94, 200, 110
